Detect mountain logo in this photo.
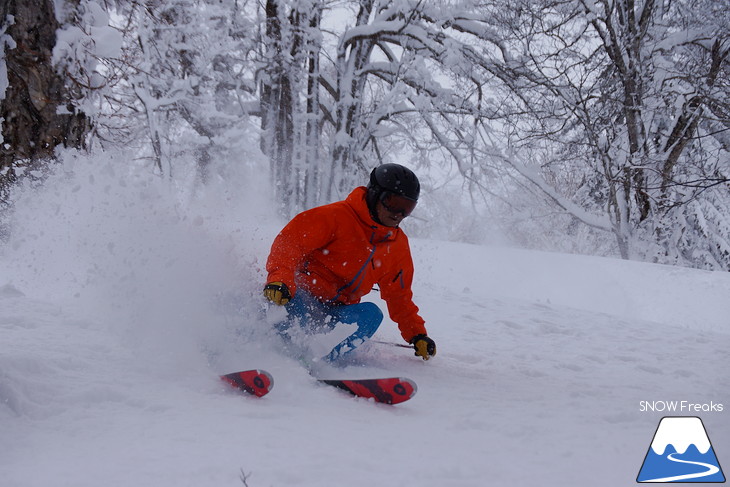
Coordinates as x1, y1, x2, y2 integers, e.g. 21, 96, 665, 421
637, 416, 725, 483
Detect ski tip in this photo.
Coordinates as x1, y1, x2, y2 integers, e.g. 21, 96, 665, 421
401, 377, 417, 396
221, 369, 274, 398
391, 377, 417, 404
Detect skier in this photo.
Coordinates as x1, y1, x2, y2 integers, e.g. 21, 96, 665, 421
263, 163, 437, 363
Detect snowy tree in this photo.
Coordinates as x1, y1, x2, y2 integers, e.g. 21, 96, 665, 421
259, 0, 324, 214
257, 0, 534, 213
453, 0, 730, 269
89, 0, 262, 180
39, 0, 262, 185
0, 0, 90, 202
4, 0, 726, 269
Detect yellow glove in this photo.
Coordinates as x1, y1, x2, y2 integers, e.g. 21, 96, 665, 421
410, 334, 436, 360
263, 282, 292, 305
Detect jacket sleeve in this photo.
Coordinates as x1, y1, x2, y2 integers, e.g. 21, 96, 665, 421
379, 240, 427, 343
265, 207, 336, 297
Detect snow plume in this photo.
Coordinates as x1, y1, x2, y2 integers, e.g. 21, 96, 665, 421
1, 149, 278, 379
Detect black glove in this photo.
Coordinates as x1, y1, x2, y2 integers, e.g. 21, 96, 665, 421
263, 282, 292, 305
410, 334, 436, 360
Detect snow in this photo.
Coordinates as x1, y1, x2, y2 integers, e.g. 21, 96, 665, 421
53, 1, 122, 88
1, 151, 729, 487
0, 23, 13, 104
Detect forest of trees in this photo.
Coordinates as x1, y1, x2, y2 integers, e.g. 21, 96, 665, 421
1, 0, 728, 270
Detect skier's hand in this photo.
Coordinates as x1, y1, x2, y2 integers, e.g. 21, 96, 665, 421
263, 282, 292, 305
410, 334, 436, 360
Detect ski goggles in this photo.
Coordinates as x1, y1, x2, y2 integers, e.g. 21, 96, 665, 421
379, 191, 417, 217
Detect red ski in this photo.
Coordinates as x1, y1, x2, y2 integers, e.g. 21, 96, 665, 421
318, 377, 417, 405
221, 369, 274, 397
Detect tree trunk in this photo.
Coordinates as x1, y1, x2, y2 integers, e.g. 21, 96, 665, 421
260, 0, 295, 216
301, 4, 322, 210
0, 0, 90, 199
328, 0, 375, 201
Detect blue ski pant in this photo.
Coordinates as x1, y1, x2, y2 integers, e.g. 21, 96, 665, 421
276, 290, 383, 362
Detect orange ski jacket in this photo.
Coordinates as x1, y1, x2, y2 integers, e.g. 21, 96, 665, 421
266, 187, 427, 342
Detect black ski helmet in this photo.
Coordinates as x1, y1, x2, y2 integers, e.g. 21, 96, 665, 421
367, 163, 420, 199
366, 163, 420, 218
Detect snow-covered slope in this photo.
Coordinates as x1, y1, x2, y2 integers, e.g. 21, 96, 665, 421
1, 154, 728, 486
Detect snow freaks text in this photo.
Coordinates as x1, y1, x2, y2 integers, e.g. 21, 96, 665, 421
639, 401, 724, 413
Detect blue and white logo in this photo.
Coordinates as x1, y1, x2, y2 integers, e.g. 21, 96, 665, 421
637, 416, 725, 483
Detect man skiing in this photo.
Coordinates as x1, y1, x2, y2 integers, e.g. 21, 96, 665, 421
263, 163, 437, 363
